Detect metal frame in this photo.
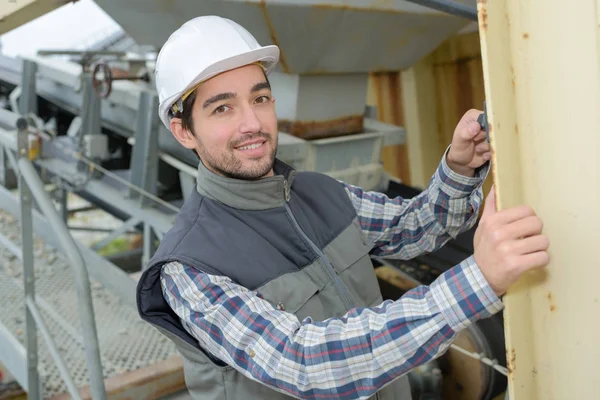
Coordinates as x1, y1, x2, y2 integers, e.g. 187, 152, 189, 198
14, 117, 108, 399
0, 315, 33, 394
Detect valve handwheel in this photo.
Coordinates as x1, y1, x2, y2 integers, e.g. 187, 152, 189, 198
92, 62, 113, 98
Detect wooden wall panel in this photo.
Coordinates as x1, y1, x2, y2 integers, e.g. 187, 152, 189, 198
368, 32, 492, 198
478, 0, 600, 398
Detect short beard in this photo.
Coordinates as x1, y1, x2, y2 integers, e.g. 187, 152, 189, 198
197, 132, 277, 181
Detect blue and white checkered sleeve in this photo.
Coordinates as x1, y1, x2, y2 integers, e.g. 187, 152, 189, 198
160, 258, 502, 400
342, 149, 489, 259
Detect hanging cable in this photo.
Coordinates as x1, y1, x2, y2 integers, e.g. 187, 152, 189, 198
449, 343, 509, 376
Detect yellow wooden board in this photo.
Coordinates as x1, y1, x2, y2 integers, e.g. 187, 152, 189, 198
477, 0, 600, 398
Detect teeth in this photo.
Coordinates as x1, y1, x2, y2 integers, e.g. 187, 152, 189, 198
238, 142, 263, 150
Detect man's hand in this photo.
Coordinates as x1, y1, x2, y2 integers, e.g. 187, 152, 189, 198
473, 186, 550, 296
446, 109, 491, 177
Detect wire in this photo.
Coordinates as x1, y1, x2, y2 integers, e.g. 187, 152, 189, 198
43, 135, 181, 213
449, 343, 509, 376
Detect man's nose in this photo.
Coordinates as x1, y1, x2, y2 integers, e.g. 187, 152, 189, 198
239, 105, 262, 134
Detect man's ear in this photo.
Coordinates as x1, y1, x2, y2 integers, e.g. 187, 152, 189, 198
170, 117, 197, 149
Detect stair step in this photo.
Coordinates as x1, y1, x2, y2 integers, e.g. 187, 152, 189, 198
0, 210, 181, 398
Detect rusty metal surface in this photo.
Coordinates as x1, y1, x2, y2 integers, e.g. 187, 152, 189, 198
93, 0, 476, 73
278, 114, 364, 140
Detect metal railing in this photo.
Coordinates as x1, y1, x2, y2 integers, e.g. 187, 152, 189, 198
14, 116, 107, 399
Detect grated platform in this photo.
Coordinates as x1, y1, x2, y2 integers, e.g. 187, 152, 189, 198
0, 210, 180, 398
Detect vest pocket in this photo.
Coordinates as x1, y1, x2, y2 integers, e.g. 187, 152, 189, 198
256, 267, 327, 321
325, 218, 374, 275
321, 220, 382, 306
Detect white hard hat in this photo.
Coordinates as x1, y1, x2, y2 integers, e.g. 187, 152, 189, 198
155, 15, 280, 129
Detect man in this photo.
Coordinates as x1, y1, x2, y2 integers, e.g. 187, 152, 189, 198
137, 16, 550, 400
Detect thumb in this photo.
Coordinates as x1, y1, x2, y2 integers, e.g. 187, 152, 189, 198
481, 185, 497, 218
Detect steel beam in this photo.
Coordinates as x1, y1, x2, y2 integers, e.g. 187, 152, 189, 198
477, 0, 600, 398
0, 322, 33, 394
129, 89, 158, 206
17, 118, 40, 400
19, 59, 38, 116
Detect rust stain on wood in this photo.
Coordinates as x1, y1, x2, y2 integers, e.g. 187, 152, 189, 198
547, 291, 557, 312
506, 348, 516, 378
477, 0, 488, 31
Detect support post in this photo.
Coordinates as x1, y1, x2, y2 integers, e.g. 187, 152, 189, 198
17, 118, 41, 399
19, 59, 37, 116
477, 0, 600, 398
130, 89, 158, 207
400, 56, 444, 188
0, 145, 18, 189
142, 223, 157, 270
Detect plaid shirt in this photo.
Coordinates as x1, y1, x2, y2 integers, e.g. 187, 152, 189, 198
160, 155, 504, 399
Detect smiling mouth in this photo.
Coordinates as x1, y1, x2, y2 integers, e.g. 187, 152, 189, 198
236, 141, 265, 151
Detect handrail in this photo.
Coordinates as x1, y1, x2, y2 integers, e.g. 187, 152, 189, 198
16, 116, 107, 399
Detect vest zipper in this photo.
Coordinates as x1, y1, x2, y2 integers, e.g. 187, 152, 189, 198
283, 180, 354, 310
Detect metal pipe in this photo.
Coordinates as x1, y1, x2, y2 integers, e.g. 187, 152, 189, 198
0, 231, 22, 261
403, 0, 478, 21
18, 157, 107, 400
17, 118, 39, 400
4, 146, 19, 177
25, 298, 83, 400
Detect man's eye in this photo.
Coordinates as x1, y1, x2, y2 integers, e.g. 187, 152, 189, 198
255, 95, 270, 104
213, 105, 229, 114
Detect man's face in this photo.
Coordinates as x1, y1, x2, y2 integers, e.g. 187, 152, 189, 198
171, 64, 278, 180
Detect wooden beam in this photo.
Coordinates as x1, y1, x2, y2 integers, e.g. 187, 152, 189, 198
50, 355, 186, 400
396, 32, 494, 192
477, 0, 600, 398
400, 55, 444, 188
0, 0, 72, 35
367, 72, 411, 184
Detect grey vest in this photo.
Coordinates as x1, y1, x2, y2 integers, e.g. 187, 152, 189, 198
137, 159, 412, 399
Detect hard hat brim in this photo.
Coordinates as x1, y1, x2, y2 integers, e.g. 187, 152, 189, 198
158, 45, 280, 129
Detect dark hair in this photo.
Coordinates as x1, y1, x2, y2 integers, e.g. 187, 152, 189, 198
175, 69, 270, 134
180, 91, 197, 133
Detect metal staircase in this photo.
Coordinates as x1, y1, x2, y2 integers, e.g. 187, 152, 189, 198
0, 119, 181, 399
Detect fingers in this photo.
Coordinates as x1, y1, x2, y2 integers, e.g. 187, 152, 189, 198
481, 185, 497, 218
464, 108, 483, 122
493, 205, 536, 225
475, 141, 490, 154
504, 215, 544, 239
461, 121, 482, 140
516, 251, 550, 273
473, 130, 487, 143
514, 234, 550, 255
